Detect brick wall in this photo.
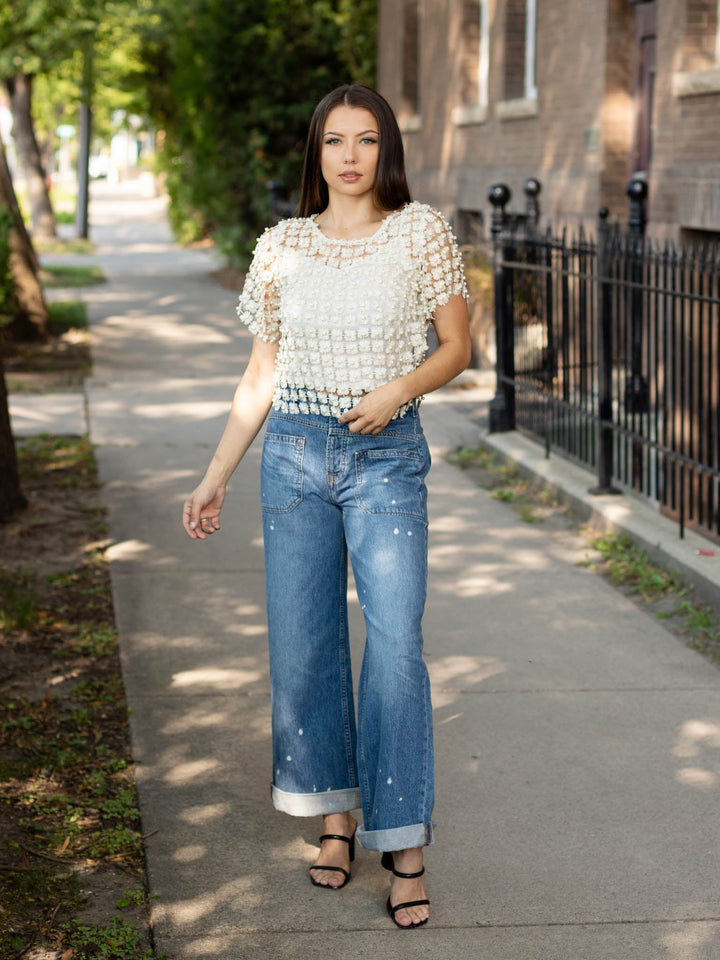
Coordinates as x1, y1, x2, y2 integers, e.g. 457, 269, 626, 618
651, 0, 720, 234
377, 0, 720, 237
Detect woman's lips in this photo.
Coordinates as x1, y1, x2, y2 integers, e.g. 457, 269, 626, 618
340, 173, 361, 182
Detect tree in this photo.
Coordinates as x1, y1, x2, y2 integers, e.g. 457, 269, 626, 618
0, 1, 75, 238
0, 204, 27, 521
140, 0, 378, 265
0, 354, 26, 520
0, 137, 49, 340
0, 1, 109, 239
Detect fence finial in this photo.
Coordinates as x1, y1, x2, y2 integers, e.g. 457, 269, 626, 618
524, 178, 542, 233
488, 184, 511, 236
627, 177, 648, 238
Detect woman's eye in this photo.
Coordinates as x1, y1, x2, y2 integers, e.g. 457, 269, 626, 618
361, 138, 378, 145
324, 138, 341, 145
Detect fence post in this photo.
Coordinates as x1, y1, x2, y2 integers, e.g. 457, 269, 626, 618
488, 184, 516, 433
626, 177, 649, 414
524, 178, 541, 235
590, 208, 621, 495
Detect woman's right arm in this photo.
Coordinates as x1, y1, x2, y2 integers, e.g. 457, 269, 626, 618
182, 336, 278, 539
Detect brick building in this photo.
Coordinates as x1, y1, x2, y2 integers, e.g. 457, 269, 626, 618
377, 0, 720, 240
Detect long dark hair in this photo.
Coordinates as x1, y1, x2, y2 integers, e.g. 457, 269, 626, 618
297, 84, 412, 218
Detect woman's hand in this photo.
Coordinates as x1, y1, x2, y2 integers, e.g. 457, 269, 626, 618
182, 482, 227, 540
338, 381, 406, 434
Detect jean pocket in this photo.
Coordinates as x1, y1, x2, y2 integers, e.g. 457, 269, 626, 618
261, 433, 305, 513
354, 447, 428, 521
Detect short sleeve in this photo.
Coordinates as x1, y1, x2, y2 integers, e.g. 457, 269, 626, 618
236, 228, 280, 342
420, 208, 468, 314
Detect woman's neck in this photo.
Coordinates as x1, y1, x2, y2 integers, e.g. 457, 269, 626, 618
315, 195, 387, 240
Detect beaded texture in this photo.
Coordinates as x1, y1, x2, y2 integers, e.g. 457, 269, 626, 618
236, 201, 468, 419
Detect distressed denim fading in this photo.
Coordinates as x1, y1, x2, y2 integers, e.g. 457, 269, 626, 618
261, 405, 435, 852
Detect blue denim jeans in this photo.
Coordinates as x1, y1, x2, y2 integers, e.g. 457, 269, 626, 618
261, 405, 435, 852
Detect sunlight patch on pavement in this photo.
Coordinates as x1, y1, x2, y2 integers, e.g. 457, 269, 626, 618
429, 654, 506, 689
178, 803, 233, 825
152, 877, 256, 927
433, 568, 514, 597
164, 757, 220, 785
133, 400, 230, 420
174, 845, 207, 863
106, 538, 151, 561
171, 667, 265, 690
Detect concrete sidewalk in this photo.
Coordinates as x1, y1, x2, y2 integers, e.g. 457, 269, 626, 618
41, 182, 720, 958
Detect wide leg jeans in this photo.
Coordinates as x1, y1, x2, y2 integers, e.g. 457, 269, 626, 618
261, 406, 435, 851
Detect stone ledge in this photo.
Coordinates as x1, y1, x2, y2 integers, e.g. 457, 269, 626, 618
496, 97, 539, 121
398, 113, 422, 133
673, 68, 720, 99
451, 103, 488, 126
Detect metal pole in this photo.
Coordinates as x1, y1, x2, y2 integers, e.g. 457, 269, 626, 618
625, 176, 649, 414
76, 37, 93, 240
590, 208, 621, 495
488, 183, 516, 433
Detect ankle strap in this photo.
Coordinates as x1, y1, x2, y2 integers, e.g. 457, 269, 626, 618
319, 833, 352, 845
392, 866, 425, 879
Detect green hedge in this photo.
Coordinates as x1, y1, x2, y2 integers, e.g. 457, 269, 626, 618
142, 0, 377, 267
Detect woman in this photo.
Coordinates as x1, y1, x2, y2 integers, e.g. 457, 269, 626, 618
182, 83, 470, 929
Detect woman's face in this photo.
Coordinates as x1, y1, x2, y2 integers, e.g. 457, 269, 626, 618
320, 105, 380, 202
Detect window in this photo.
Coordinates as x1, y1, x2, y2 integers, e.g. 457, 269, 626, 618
453, 0, 490, 125
673, 0, 720, 98
682, 0, 719, 71
503, 0, 537, 102
402, 0, 421, 117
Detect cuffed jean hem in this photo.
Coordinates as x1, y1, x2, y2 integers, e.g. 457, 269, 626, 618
357, 820, 436, 852
271, 784, 361, 817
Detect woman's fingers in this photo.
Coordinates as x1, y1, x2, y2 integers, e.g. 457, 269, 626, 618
182, 498, 221, 540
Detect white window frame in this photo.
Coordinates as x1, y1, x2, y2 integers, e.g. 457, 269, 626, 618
525, 0, 538, 101
452, 0, 490, 126
478, 0, 490, 110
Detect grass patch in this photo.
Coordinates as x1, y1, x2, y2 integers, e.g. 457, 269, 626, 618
34, 237, 96, 255
445, 443, 567, 526
48, 299, 88, 331
582, 533, 720, 663
62, 916, 160, 960
0, 569, 39, 630
17, 434, 96, 488
41, 264, 106, 287
583, 532, 683, 600
0, 436, 156, 957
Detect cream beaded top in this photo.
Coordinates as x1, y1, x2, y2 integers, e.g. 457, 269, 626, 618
237, 201, 468, 419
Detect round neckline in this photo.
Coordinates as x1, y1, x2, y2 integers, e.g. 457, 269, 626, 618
309, 205, 405, 245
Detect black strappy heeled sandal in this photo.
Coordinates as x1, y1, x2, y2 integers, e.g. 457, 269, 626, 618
308, 826, 357, 889
381, 851, 430, 928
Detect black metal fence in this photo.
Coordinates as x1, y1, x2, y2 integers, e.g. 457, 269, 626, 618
488, 179, 720, 540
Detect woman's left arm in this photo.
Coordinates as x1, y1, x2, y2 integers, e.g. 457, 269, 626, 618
338, 293, 471, 434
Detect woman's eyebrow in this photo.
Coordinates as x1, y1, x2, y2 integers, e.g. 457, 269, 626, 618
323, 129, 379, 137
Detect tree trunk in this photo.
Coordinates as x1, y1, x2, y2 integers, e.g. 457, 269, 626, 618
5, 74, 58, 240
0, 353, 27, 521
0, 137, 50, 340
